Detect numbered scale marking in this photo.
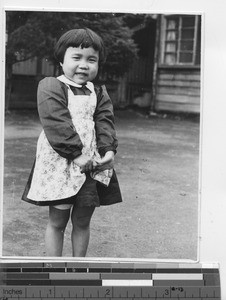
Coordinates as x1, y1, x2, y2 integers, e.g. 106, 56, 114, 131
0, 261, 221, 299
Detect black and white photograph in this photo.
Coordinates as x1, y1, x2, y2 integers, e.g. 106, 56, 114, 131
3, 10, 201, 259
2, 0, 226, 298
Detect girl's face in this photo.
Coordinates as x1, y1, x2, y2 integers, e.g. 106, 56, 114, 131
61, 46, 99, 85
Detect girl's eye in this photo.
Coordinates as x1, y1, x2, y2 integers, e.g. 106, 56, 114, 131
89, 58, 98, 63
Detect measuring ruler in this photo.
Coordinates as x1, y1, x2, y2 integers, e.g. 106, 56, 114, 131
0, 261, 221, 299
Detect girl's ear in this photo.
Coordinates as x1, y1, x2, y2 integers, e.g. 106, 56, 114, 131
60, 62, 63, 67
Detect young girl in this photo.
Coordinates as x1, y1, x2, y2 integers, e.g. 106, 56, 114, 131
22, 28, 122, 257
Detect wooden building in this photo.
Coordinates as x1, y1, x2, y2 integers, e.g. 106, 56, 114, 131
10, 14, 201, 113
154, 14, 201, 113
120, 14, 201, 113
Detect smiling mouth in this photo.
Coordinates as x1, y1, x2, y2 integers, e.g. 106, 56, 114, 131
76, 73, 88, 77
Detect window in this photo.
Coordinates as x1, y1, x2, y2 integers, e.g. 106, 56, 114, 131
162, 15, 201, 66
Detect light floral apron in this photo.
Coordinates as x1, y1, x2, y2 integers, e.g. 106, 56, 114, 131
27, 75, 111, 202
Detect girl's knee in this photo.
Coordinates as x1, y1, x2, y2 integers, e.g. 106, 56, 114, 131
71, 207, 95, 229
49, 206, 70, 230
73, 215, 91, 229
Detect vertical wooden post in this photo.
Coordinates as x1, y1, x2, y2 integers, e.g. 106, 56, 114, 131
5, 63, 12, 112
117, 75, 127, 106
150, 15, 160, 113
36, 57, 43, 82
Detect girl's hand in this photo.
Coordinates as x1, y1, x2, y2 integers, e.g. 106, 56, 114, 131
93, 151, 115, 171
100, 151, 115, 165
74, 154, 93, 173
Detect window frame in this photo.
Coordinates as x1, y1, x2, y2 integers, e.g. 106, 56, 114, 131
160, 14, 200, 67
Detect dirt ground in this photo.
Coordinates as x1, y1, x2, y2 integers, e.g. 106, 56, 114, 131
2, 109, 200, 260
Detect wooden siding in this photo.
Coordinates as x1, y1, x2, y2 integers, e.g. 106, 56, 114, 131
41, 59, 55, 76
154, 68, 200, 113
12, 57, 55, 76
12, 57, 38, 76
125, 57, 153, 105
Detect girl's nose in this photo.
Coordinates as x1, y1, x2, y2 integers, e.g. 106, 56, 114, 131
79, 60, 88, 69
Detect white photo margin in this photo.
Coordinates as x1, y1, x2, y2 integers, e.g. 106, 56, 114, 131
1, 0, 226, 297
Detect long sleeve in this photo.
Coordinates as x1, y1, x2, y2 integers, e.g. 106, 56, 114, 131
37, 77, 83, 159
94, 85, 118, 156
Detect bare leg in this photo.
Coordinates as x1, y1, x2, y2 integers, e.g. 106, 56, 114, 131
71, 206, 95, 257
45, 206, 70, 256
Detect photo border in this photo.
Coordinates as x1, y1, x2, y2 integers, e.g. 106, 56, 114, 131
1, 0, 226, 297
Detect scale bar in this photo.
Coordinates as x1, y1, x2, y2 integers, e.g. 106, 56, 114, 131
0, 262, 221, 299
102, 279, 153, 286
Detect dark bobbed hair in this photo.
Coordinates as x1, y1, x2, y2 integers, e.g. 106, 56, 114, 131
54, 28, 106, 64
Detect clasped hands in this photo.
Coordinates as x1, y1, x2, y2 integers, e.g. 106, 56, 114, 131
74, 151, 114, 174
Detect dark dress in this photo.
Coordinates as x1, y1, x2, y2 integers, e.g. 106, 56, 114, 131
22, 76, 122, 207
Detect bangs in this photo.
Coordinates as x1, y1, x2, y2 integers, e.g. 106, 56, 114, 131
54, 28, 106, 64
66, 30, 101, 50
